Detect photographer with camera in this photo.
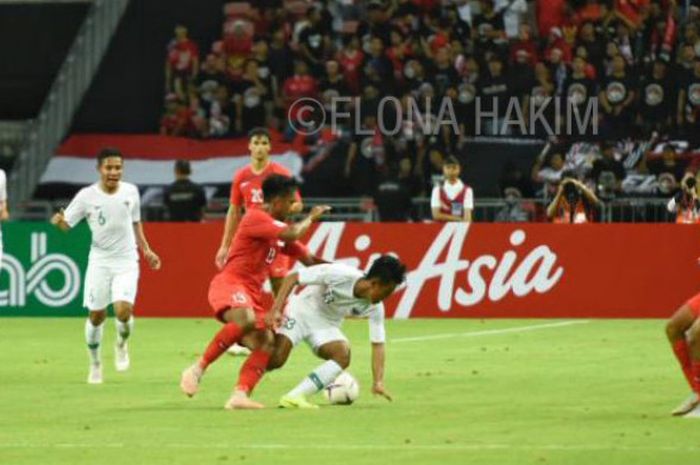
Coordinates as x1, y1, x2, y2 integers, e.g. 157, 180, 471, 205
547, 171, 601, 224
667, 174, 700, 224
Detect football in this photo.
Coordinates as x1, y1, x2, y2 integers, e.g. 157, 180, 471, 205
323, 372, 360, 405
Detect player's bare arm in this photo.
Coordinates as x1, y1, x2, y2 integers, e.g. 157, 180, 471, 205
133, 222, 161, 270
371, 342, 392, 401
0, 200, 8, 221
51, 208, 71, 231
265, 271, 300, 329
215, 204, 242, 269
278, 205, 331, 241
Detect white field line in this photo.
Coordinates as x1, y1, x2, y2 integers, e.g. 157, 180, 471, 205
392, 320, 590, 343
0, 442, 699, 452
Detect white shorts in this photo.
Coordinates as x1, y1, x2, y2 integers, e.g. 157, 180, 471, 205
277, 299, 348, 352
83, 261, 139, 311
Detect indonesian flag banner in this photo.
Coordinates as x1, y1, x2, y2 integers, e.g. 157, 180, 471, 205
42, 133, 304, 185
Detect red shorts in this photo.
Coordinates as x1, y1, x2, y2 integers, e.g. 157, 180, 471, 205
686, 292, 700, 318
269, 253, 291, 279
208, 274, 266, 328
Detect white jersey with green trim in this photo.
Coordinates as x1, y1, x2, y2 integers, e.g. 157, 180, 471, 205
293, 263, 386, 343
64, 182, 141, 264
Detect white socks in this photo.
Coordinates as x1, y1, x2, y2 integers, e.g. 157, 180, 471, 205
287, 360, 343, 398
85, 319, 104, 366
116, 316, 134, 347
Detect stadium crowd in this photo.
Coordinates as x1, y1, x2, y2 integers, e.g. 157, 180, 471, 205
160, 0, 700, 211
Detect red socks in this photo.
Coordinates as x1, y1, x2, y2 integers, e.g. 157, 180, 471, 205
199, 322, 243, 370
672, 339, 695, 390
236, 350, 271, 394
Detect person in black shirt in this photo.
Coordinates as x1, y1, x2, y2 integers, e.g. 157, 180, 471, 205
600, 55, 636, 138
677, 59, 700, 143
564, 56, 598, 136
478, 55, 511, 135
638, 60, 673, 133
590, 141, 626, 197
298, 6, 331, 73
164, 160, 207, 222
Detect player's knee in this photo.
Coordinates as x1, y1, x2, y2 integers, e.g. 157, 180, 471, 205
230, 308, 256, 331
114, 305, 133, 322
89, 311, 107, 325
666, 318, 682, 340
688, 323, 700, 347
267, 353, 284, 371
334, 349, 351, 370
258, 331, 275, 352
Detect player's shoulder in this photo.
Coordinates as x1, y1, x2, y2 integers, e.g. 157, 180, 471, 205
323, 262, 363, 279
270, 162, 291, 177
75, 183, 98, 199
234, 165, 254, 180
120, 181, 140, 196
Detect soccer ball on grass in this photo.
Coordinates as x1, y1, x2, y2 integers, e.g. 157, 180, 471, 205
323, 372, 360, 405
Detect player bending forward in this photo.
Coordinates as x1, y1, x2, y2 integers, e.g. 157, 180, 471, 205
180, 175, 328, 409
266, 256, 406, 408
666, 291, 700, 417
51, 148, 161, 384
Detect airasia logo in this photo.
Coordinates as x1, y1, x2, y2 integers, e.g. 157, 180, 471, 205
304, 223, 564, 318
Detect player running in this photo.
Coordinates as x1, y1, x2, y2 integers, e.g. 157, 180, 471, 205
266, 256, 406, 409
666, 291, 700, 417
215, 127, 302, 356
180, 174, 329, 409
51, 147, 161, 384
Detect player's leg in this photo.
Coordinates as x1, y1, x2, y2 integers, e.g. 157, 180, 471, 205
225, 328, 275, 410
267, 334, 295, 371
280, 329, 350, 409
111, 265, 139, 371
83, 263, 110, 384
180, 306, 257, 397
666, 299, 700, 415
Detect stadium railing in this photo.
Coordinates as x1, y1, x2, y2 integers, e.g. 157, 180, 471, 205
19, 197, 675, 223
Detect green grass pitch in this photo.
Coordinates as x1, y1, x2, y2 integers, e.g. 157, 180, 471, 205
1, 317, 699, 465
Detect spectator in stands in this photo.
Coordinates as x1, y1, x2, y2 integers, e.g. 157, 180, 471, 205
648, 144, 689, 183
495, 187, 530, 222
346, 114, 384, 196
223, 19, 253, 81
430, 156, 474, 222
599, 54, 636, 137
196, 53, 228, 105
677, 58, 700, 143
478, 54, 512, 135
337, 34, 365, 95
298, 6, 332, 73
563, 56, 597, 123
282, 61, 319, 138
164, 160, 207, 222
235, 59, 270, 132
205, 85, 236, 137
576, 21, 606, 76
590, 141, 626, 198
373, 158, 418, 222
165, 25, 200, 100
638, 60, 674, 133
547, 171, 601, 223
524, 63, 556, 137
160, 94, 196, 137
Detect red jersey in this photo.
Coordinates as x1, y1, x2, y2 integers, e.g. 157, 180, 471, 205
168, 39, 199, 73
223, 208, 308, 289
230, 162, 295, 210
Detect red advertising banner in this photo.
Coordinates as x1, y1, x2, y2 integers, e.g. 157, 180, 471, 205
138, 223, 700, 319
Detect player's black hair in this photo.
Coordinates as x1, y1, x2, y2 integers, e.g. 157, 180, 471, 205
366, 255, 407, 285
444, 155, 460, 167
97, 147, 123, 166
262, 174, 298, 201
248, 127, 271, 142
175, 159, 191, 175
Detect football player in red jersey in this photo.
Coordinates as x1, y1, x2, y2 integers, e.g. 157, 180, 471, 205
181, 175, 329, 409
215, 127, 303, 293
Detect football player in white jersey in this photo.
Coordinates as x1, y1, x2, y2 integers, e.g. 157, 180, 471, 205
266, 255, 406, 408
0, 168, 8, 267
51, 148, 161, 384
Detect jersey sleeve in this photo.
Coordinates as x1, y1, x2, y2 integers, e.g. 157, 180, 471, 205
368, 304, 386, 344
430, 185, 441, 208
281, 240, 309, 260
131, 187, 142, 223
464, 187, 474, 210
242, 212, 287, 240
230, 172, 243, 207
0, 170, 6, 202
64, 190, 87, 227
296, 263, 333, 285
